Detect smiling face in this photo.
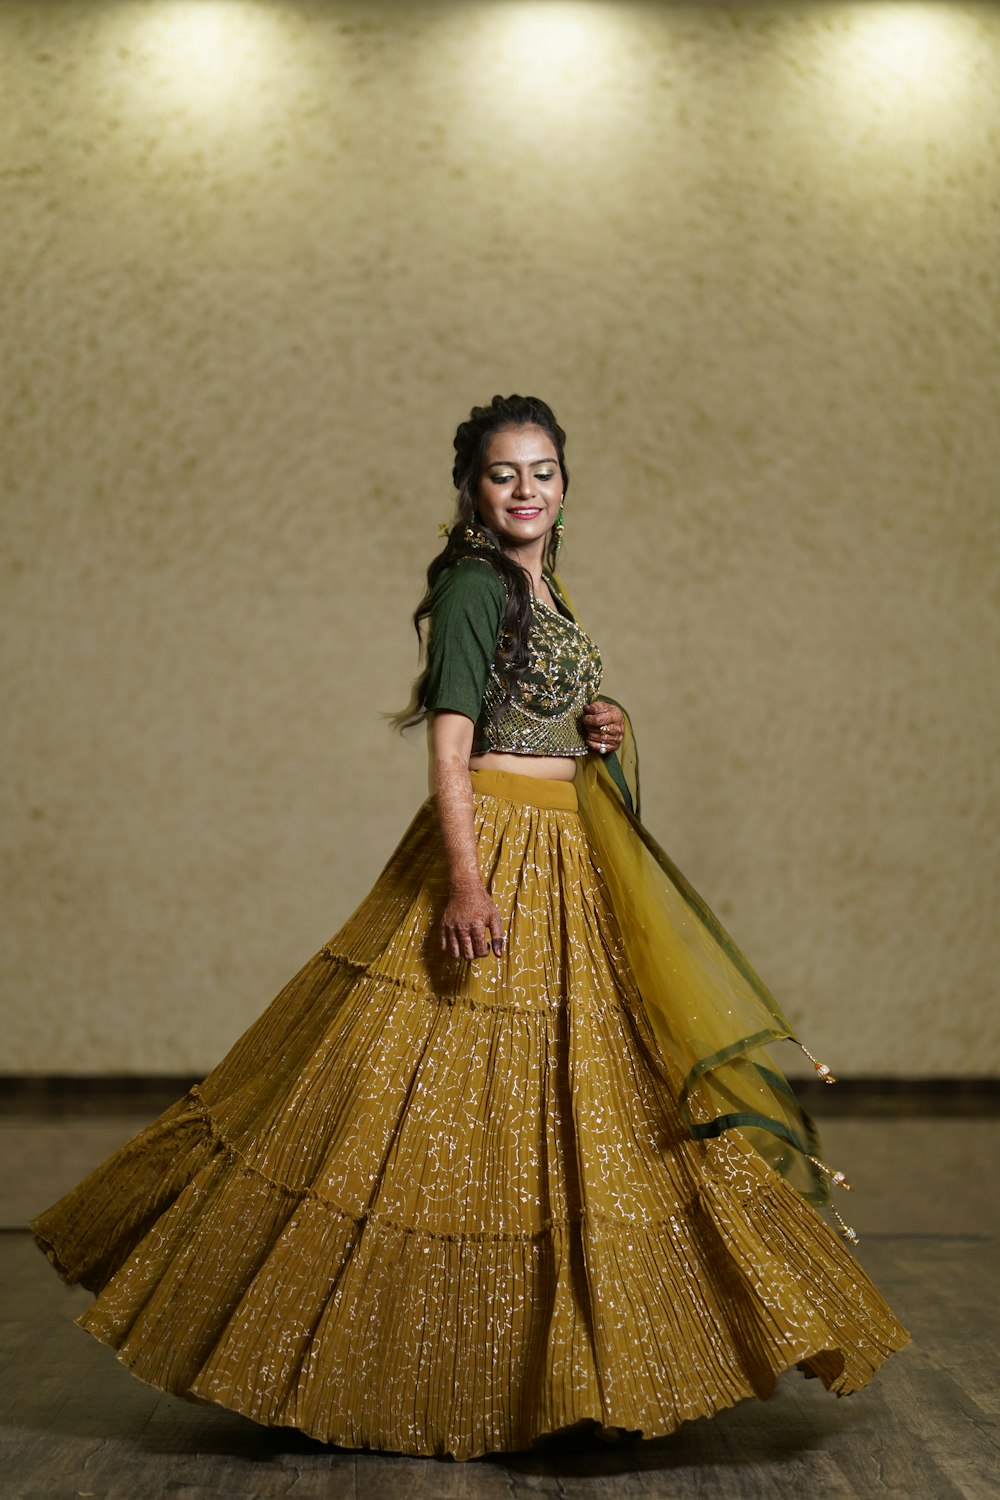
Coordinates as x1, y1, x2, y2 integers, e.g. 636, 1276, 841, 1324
474, 424, 564, 557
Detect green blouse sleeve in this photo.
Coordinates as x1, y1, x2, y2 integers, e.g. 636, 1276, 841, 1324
422, 557, 506, 722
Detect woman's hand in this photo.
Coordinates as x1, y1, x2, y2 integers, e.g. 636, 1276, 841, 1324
581, 698, 625, 755
440, 880, 505, 961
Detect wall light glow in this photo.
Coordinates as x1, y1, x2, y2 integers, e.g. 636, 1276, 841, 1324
152, 5, 238, 77
860, 8, 948, 82
110, 0, 291, 118
495, 2, 606, 68
828, 3, 973, 114
475, 1, 629, 98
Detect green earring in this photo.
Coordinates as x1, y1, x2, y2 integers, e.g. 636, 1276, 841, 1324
553, 500, 565, 551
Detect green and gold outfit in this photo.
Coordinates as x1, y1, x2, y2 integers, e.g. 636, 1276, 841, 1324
29, 546, 909, 1462
423, 554, 604, 757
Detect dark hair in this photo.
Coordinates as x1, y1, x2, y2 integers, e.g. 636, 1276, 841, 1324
390, 394, 569, 735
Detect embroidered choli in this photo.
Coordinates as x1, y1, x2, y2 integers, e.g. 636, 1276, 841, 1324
422, 554, 604, 756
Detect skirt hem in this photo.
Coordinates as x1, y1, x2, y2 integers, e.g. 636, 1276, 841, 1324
60, 1298, 902, 1463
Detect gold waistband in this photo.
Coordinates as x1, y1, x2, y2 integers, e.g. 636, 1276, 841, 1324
468, 766, 579, 812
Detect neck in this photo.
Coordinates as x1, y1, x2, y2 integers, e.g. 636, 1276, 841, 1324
499, 536, 547, 593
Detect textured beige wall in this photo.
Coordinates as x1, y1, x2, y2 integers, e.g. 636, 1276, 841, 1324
2, 0, 998, 1076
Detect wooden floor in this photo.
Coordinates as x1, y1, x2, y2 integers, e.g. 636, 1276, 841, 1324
2, 1118, 998, 1499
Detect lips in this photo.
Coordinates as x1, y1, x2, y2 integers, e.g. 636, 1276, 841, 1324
508, 508, 542, 517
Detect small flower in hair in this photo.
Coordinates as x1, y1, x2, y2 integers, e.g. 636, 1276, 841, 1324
438, 521, 451, 538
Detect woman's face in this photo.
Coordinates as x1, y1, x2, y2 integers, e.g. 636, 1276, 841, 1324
474, 424, 563, 554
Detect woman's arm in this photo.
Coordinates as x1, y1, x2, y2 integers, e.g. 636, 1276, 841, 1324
429, 711, 505, 961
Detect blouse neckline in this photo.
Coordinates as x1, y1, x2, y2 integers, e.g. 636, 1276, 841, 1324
537, 573, 596, 651
538, 570, 568, 617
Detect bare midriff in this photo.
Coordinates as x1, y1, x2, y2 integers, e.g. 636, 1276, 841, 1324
468, 750, 578, 781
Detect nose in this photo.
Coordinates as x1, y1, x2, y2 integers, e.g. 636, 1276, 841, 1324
513, 471, 536, 500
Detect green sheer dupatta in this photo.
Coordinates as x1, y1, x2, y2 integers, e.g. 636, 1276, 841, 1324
552, 571, 837, 1213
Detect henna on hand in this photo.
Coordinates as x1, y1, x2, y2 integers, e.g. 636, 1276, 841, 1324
581, 698, 625, 754
440, 880, 505, 961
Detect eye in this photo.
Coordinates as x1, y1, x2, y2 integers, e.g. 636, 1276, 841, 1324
535, 470, 556, 480
489, 472, 515, 483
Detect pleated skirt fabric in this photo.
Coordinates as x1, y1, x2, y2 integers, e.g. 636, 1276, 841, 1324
31, 766, 908, 1461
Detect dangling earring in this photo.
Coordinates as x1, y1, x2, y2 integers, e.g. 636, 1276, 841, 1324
553, 498, 565, 551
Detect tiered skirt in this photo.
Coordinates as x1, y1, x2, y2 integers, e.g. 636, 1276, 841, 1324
31, 766, 908, 1460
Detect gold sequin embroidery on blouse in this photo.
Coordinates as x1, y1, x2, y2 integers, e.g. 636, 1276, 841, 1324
478, 583, 604, 756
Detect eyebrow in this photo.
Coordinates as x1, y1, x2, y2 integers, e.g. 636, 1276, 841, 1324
486, 457, 558, 468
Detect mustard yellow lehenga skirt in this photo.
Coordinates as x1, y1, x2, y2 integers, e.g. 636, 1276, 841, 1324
31, 766, 908, 1461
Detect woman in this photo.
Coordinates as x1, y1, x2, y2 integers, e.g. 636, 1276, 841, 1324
31, 394, 908, 1462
